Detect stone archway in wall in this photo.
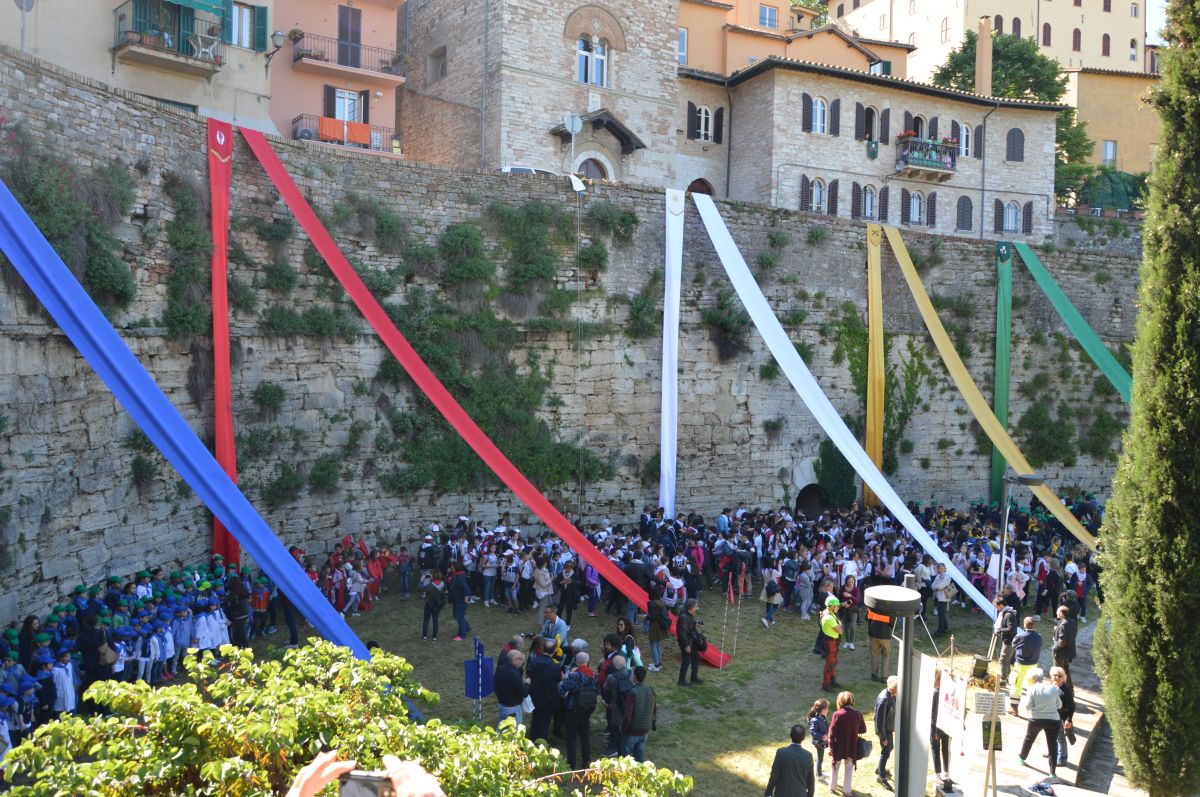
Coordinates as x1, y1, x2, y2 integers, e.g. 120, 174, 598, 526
562, 5, 628, 51
567, 147, 619, 181
795, 483, 825, 518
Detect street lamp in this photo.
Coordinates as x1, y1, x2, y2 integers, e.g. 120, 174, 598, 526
864, 580, 921, 797
264, 30, 287, 65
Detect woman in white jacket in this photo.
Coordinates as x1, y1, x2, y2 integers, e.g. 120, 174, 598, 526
1017, 669, 1063, 778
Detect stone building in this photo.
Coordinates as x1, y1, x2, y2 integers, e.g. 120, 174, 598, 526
837, 0, 1149, 83
398, 1, 1060, 239
0, 0, 280, 132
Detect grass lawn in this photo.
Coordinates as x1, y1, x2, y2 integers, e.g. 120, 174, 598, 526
255, 579, 998, 796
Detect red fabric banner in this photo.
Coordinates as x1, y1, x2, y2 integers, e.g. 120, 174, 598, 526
239, 129, 728, 667
208, 119, 239, 566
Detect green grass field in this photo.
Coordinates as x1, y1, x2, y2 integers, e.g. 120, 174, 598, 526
256, 579, 998, 796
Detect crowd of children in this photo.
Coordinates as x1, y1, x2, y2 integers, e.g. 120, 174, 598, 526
0, 534, 397, 764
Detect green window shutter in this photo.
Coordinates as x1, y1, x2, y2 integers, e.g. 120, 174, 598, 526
881, 61, 892, 75
132, 0, 150, 34
253, 5, 268, 51
221, 0, 233, 44
179, 7, 195, 55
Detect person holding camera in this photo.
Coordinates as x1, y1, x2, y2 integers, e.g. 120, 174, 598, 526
675, 599, 704, 687
286, 750, 445, 797
494, 648, 530, 728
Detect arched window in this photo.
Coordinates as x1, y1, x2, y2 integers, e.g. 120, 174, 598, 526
1103, 0, 1111, 11
907, 32, 916, 45
1006, 127, 1025, 161
1129, 38, 1138, 61
863, 185, 877, 220
836, 3, 844, 17
1130, 2, 1138, 15
687, 178, 714, 195
1072, 28, 1082, 51
580, 158, 607, 180
593, 38, 608, 86
913, 115, 925, 139
994, 15, 1004, 35
577, 37, 591, 82
908, 191, 924, 225
813, 97, 828, 134
697, 105, 713, 141
940, 18, 950, 43
1102, 33, 1111, 56
1012, 17, 1021, 38
1042, 23, 1051, 46
865, 106, 878, 141
1003, 201, 1020, 233
956, 196, 973, 231
958, 121, 972, 157
811, 179, 826, 213
908, 0, 916, 13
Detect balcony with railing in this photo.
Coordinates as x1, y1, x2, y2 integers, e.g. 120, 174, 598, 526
291, 33, 405, 86
894, 136, 957, 182
113, 0, 226, 77
292, 114, 399, 155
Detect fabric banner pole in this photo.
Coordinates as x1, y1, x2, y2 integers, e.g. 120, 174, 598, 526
990, 243, 1013, 505
239, 131, 729, 667
0, 177, 370, 659
658, 189, 685, 519
207, 119, 239, 566
864, 226, 885, 507
1012, 242, 1131, 403
692, 201, 993, 617
882, 227, 1097, 552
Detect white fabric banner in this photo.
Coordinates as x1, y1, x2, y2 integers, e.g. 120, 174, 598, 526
690, 193, 994, 618
658, 189, 685, 519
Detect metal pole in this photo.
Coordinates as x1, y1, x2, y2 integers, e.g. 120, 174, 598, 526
896, 574, 919, 797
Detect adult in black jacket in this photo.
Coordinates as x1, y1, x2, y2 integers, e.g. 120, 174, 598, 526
991, 595, 1018, 683
421, 571, 447, 641
1051, 666, 1075, 767
764, 724, 816, 797
676, 599, 703, 686
526, 637, 561, 743
494, 649, 530, 728
1052, 606, 1077, 685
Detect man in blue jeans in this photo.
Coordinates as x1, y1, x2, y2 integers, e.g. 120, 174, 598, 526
449, 565, 472, 642
874, 675, 897, 786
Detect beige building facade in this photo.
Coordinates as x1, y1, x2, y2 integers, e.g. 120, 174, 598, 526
1064, 67, 1159, 173
270, 0, 404, 155
1, 0, 279, 132
838, 0, 1149, 83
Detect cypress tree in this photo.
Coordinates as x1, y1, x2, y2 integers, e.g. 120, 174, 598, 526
1100, 4, 1200, 795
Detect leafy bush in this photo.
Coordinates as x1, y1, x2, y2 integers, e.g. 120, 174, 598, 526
348, 194, 408, 254
262, 463, 304, 509
251, 381, 285, 416
130, 455, 156, 488
759, 360, 781, 381
806, 225, 829, 246
307, 454, 341, 494
762, 417, 785, 438
586, 201, 639, 244
5, 641, 692, 796
577, 240, 609, 272
768, 230, 791, 249
490, 202, 572, 293
701, 288, 752, 361
814, 435, 856, 507
639, 451, 661, 486
754, 251, 780, 273
539, 288, 576, 318
1078, 406, 1123, 460
1015, 400, 1077, 467
262, 258, 299, 294
438, 222, 494, 285
625, 271, 663, 340
228, 275, 258, 315
162, 173, 212, 339
260, 305, 358, 342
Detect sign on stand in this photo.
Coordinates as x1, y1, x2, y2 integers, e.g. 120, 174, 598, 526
464, 637, 494, 723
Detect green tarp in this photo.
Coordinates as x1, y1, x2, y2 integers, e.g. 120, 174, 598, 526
173, 0, 223, 17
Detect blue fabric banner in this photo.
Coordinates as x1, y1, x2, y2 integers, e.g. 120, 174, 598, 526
0, 177, 370, 660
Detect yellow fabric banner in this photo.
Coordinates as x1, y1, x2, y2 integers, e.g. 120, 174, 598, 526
864, 225, 885, 507
880, 227, 1098, 552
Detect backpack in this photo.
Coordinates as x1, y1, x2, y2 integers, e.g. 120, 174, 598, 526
765, 579, 780, 598
571, 675, 599, 714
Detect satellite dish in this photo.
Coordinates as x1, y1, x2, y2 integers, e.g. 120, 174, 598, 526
298, 128, 315, 140
563, 113, 583, 136
14, 0, 35, 12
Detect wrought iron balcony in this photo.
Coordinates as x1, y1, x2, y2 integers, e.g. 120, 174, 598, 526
291, 32, 404, 83
113, 0, 226, 77
292, 114, 399, 154
895, 136, 957, 182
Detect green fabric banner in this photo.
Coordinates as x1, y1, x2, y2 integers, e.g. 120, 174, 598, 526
1013, 242, 1132, 403
991, 243, 1013, 505
174, 0, 224, 17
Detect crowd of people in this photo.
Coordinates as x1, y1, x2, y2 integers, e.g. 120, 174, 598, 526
404, 496, 1100, 784
0, 534, 397, 763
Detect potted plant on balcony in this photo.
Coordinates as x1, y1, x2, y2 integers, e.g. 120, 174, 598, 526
288, 28, 304, 43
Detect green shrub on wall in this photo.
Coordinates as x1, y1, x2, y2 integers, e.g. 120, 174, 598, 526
701, 288, 752, 361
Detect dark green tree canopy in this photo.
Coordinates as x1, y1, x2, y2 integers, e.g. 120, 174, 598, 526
931, 30, 1067, 101
1100, 3, 1200, 795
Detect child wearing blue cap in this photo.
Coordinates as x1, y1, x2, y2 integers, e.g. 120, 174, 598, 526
0, 693, 13, 766
15, 676, 36, 741
170, 606, 192, 675
32, 649, 55, 726
51, 646, 76, 714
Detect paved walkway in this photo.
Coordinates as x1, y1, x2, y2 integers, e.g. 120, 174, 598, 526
945, 618, 1143, 797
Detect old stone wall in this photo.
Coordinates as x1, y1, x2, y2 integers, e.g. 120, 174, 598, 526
0, 48, 1136, 621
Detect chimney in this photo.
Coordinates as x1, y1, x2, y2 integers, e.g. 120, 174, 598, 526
975, 16, 994, 96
